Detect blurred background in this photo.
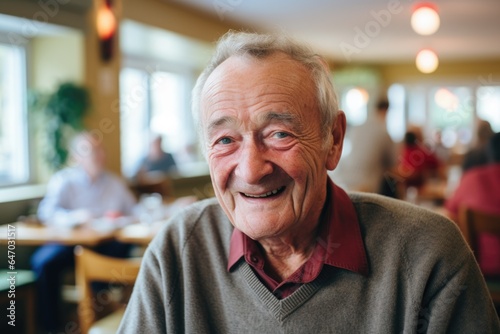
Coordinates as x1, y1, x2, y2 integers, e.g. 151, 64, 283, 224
1, 0, 500, 332
1, 0, 499, 214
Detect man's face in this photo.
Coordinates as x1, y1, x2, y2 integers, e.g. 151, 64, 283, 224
201, 53, 343, 241
74, 136, 106, 178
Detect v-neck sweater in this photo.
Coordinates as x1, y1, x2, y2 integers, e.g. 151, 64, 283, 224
118, 194, 500, 333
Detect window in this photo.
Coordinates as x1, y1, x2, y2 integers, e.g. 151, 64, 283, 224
477, 86, 500, 132
120, 68, 149, 178
119, 21, 213, 179
387, 84, 406, 142
387, 83, 500, 151
341, 87, 368, 126
429, 86, 473, 148
120, 66, 198, 178
0, 42, 29, 186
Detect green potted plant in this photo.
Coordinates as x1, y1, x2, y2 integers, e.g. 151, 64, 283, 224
30, 82, 90, 170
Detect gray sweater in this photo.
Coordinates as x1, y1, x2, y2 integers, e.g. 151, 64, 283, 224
118, 193, 500, 333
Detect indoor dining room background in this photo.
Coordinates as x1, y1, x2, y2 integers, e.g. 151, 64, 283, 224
1, 0, 500, 333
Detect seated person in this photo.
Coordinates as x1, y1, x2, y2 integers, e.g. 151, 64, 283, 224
31, 132, 136, 332
134, 135, 177, 181
118, 32, 499, 333
331, 99, 395, 194
397, 128, 442, 188
462, 119, 495, 172
446, 132, 500, 276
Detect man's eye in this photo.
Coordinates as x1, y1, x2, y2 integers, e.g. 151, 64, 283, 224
274, 132, 289, 139
218, 137, 233, 145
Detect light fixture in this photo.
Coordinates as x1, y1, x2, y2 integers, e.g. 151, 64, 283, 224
416, 49, 439, 73
411, 3, 440, 36
96, 0, 116, 62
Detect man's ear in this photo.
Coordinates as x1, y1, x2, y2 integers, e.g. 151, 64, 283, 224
325, 111, 346, 171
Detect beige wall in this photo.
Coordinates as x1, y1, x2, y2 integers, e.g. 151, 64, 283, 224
30, 34, 84, 91
378, 58, 500, 87
30, 34, 85, 182
122, 0, 241, 43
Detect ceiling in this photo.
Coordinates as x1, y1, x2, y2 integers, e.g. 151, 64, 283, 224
167, 0, 500, 64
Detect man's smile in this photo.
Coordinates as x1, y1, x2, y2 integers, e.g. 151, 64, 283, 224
241, 186, 286, 198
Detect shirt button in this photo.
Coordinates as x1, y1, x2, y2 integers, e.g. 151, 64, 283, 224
250, 256, 258, 263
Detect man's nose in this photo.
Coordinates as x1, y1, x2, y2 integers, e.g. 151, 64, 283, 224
234, 140, 273, 184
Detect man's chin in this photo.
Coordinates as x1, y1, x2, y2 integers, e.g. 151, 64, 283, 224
234, 214, 289, 239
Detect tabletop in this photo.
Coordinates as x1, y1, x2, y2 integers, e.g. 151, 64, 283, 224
0, 196, 199, 247
0, 222, 116, 247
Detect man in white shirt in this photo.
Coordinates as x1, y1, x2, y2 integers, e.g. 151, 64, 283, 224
331, 100, 395, 194
31, 132, 136, 331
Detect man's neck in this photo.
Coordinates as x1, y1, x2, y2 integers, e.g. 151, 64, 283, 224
257, 211, 324, 282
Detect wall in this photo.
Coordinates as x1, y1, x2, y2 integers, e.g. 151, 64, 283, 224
30, 34, 84, 91
122, 0, 241, 43
378, 58, 500, 87
30, 33, 85, 183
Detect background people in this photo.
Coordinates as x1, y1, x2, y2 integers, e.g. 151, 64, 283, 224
396, 127, 443, 189
133, 134, 177, 181
31, 132, 136, 331
462, 119, 495, 172
446, 132, 500, 277
118, 32, 498, 333
332, 99, 396, 195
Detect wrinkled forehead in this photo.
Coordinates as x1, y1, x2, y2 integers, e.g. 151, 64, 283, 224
205, 52, 311, 89
200, 53, 315, 114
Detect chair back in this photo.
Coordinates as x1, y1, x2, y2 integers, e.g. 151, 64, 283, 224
458, 206, 500, 303
74, 246, 141, 334
458, 206, 500, 253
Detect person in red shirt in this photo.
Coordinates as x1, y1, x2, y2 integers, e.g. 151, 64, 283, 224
397, 128, 442, 188
446, 132, 500, 276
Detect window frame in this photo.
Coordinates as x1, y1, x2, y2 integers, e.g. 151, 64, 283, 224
120, 55, 200, 178
0, 36, 32, 188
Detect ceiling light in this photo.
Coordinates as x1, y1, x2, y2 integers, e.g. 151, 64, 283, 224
416, 49, 439, 73
411, 3, 440, 35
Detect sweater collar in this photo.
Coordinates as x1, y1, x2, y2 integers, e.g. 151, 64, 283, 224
228, 178, 369, 276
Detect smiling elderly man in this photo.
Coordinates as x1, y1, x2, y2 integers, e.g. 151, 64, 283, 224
118, 32, 499, 333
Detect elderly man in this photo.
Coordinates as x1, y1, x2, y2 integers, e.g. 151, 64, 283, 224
119, 32, 499, 333
32, 132, 136, 331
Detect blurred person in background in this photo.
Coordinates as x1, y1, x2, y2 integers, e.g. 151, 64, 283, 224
134, 134, 177, 181
31, 131, 136, 332
431, 129, 451, 164
446, 132, 500, 277
396, 127, 443, 189
331, 99, 396, 196
462, 119, 495, 172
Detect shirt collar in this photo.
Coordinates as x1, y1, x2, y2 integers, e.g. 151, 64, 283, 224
228, 178, 368, 276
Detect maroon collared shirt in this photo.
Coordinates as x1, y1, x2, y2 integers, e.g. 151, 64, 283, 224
228, 179, 368, 299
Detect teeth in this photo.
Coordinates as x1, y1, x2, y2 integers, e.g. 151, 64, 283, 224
244, 188, 281, 198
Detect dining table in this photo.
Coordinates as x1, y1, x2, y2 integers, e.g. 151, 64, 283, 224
0, 221, 116, 247
0, 195, 199, 247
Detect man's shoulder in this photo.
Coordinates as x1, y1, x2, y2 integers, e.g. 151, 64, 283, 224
149, 197, 230, 250
47, 167, 82, 185
349, 192, 471, 265
348, 192, 463, 248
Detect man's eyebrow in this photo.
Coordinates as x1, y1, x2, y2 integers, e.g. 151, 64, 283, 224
259, 112, 301, 131
207, 116, 236, 137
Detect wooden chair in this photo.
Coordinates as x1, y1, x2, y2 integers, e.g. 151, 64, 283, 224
458, 206, 500, 303
74, 246, 142, 334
